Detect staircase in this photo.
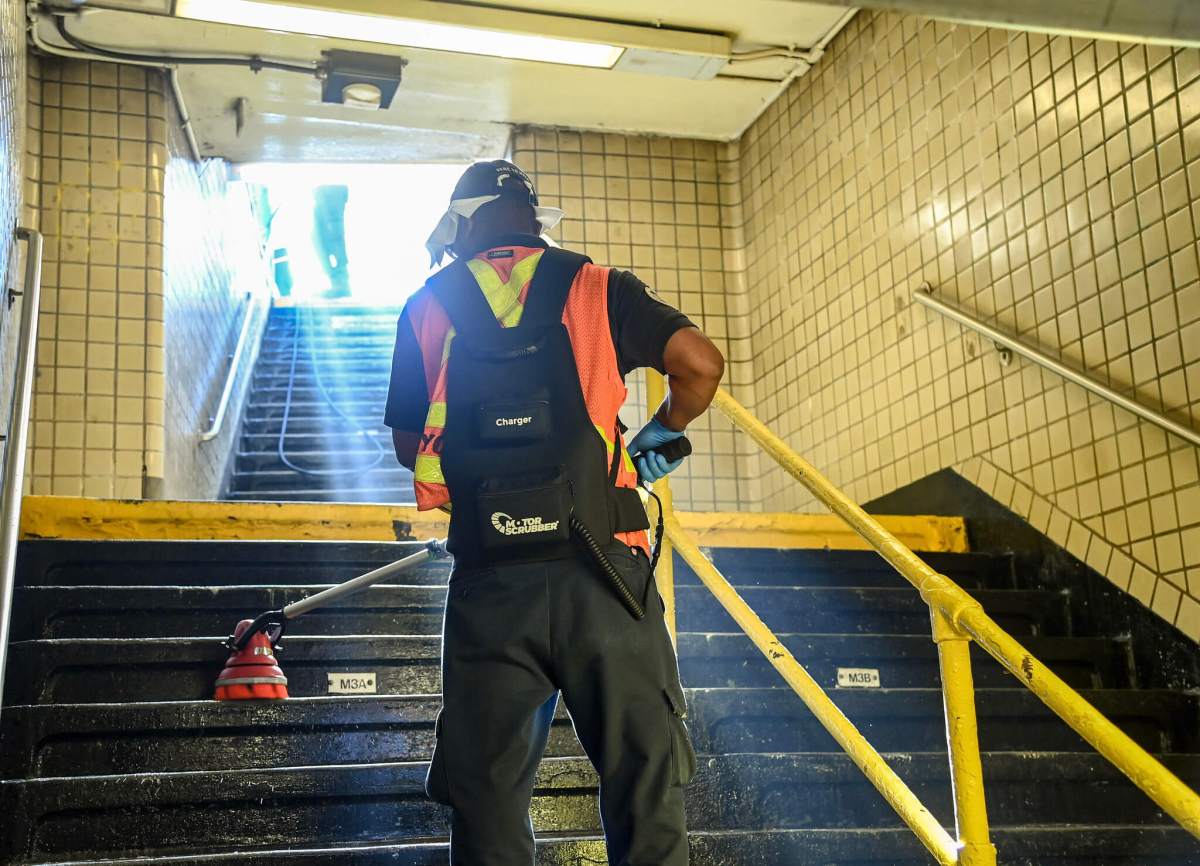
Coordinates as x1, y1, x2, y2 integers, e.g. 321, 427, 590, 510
226, 305, 414, 503
2, 538, 1199, 864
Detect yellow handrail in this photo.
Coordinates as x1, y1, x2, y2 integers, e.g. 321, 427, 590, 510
695, 385, 1200, 841
643, 373, 1200, 863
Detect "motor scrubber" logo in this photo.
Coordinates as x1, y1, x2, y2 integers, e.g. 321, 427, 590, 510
490, 512, 560, 536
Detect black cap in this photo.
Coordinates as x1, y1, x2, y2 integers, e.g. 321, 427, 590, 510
450, 160, 539, 206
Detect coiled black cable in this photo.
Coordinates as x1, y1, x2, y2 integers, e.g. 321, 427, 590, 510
570, 515, 645, 621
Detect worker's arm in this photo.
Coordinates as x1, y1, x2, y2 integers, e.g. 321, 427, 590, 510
384, 306, 431, 472
627, 326, 724, 483
392, 429, 420, 471
656, 326, 724, 431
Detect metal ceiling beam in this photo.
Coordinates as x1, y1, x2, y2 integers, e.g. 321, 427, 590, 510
793, 0, 1200, 48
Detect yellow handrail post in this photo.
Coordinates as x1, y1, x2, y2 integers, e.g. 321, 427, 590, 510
645, 370, 677, 642
664, 515, 960, 865
931, 608, 997, 866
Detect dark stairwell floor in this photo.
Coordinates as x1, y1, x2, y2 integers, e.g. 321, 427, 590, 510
1, 537, 1198, 864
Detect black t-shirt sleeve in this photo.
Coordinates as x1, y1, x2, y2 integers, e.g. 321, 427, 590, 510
383, 306, 430, 432
606, 269, 694, 377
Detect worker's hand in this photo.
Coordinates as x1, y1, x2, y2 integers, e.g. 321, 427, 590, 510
628, 417, 686, 484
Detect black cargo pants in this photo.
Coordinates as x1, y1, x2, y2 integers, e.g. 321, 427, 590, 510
425, 542, 696, 865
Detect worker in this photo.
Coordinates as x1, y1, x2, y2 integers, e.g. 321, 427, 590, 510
384, 159, 724, 866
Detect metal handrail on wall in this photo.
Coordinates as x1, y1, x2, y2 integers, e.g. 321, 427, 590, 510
914, 283, 1200, 449
0, 227, 45, 720
198, 291, 264, 442
644, 376, 1200, 866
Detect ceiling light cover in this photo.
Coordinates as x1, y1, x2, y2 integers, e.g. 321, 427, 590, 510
176, 0, 625, 68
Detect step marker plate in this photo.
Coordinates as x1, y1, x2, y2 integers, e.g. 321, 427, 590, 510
327, 672, 378, 694
836, 667, 881, 688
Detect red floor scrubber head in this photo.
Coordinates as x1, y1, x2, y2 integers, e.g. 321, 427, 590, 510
215, 619, 289, 700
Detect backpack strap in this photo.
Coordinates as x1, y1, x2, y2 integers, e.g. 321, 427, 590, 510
517, 248, 590, 332
426, 260, 506, 336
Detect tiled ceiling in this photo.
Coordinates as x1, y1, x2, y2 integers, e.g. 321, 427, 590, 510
34, 1, 856, 162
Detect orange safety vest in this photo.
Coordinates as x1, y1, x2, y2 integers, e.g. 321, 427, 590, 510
406, 244, 648, 550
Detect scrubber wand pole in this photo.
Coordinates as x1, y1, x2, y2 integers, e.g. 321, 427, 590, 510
225, 538, 449, 652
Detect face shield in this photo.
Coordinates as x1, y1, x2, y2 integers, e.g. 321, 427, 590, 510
425, 195, 565, 267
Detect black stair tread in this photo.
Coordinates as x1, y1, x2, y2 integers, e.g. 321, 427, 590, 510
6, 750, 1197, 796
3, 753, 1197, 863
3, 688, 1195, 779
237, 433, 393, 444
693, 547, 1017, 589
11, 584, 1070, 640
236, 400, 392, 414
14, 542, 1015, 590
15, 541, 450, 588
234, 452, 395, 472
248, 386, 389, 399
238, 419, 392, 432
252, 373, 393, 385
16, 827, 1200, 866
2, 633, 1133, 705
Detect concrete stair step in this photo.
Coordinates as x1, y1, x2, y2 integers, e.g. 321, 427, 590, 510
235, 434, 393, 456
242, 397, 388, 413
234, 449, 394, 474
10, 585, 1070, 641
3, 753, 1197, 862
13, 542, 1013, 591
236, 401, 387, 419
246, 385, 389, 403
238, 417, 391, 436
12, 827, 1196, 866
3, 689, 1194, 779
252, 359, 391, 379
2, 633, 1132, 705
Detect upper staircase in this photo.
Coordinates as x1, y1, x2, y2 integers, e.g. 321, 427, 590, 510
2, 536, 1198, 864
226, 305, 414, 504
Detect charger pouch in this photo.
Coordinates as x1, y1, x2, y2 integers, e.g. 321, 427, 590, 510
477, 399, 551, 444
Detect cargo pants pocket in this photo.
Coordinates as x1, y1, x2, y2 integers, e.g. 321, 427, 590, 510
664, 689, 697, 787
425, 708, 453, 805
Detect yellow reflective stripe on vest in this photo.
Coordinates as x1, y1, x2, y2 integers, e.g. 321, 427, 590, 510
414, 454, 445, 485
466, 252, 543, 327
594, 423, 636, 475
426, 401, 447, 429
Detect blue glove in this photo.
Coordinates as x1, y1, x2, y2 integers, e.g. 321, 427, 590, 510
627, 417, 686, 484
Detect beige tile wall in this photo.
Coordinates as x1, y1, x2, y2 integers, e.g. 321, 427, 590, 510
735, 12, 1200, 638
24, 58, 169, 498
162, 123, 269, 500
511, 127, 760, 511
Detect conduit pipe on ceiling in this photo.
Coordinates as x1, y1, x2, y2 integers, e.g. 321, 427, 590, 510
734, 6, 858, 138
27, 8, 205, 162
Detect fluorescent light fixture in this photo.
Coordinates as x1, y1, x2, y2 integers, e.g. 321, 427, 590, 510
176, 0, 625, 68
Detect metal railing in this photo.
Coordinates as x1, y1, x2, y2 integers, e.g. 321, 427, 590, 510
1, 227, 45, 720
645, 375, 1200, 866
198, 291, 264, 442
914, 284, 1200, 449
